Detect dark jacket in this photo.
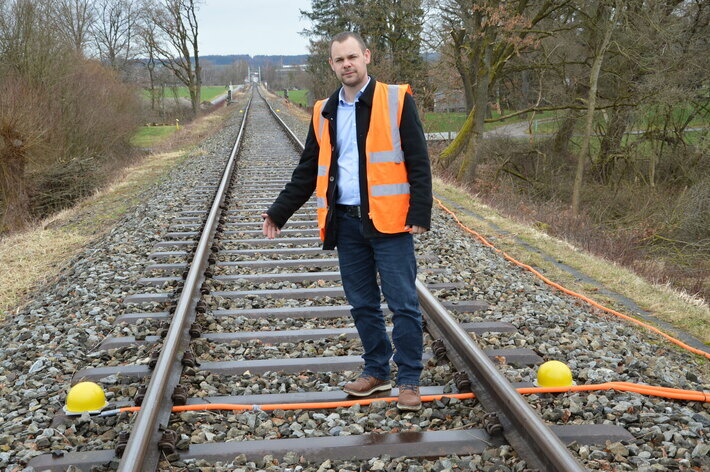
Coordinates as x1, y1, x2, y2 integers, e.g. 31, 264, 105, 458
267, 77, 432, 250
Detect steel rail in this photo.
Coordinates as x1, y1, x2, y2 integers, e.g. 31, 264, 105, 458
262, 87, 585, 471
116, 90, 254, 472
416, 281, 585, 471
256, 85, 305, 150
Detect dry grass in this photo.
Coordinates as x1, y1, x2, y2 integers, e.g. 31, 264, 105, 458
0, 103, 239, 321
261, 86, 311, 124
433, 176, 710, 345
0, 229, 88, 315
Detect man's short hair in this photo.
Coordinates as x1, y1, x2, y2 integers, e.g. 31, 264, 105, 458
330, 32, 368, 56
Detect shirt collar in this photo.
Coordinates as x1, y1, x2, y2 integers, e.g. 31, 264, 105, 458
338, 76, 371, 105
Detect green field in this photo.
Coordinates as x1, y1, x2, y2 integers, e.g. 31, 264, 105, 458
530, 102, 709, 135
275, 89, 309, 107
141, 86, 227, 102
131, 125, 177, 147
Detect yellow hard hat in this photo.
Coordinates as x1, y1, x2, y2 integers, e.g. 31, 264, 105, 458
64, 381, 108, 414
536, 360, 573, 387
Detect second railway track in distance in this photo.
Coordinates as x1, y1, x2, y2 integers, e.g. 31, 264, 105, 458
26, 86, 708, 471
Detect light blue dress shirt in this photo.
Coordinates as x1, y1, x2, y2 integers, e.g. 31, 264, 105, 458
335, 77, 370, 205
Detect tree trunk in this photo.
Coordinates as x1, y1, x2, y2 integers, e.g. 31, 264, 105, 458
459, 67, 474, 112
458, 47, 491, 181
147, 63, 156, 111
439, 105, 475, 163
451, 29, 474, 113
552, 109, 580, 155
194, 63, 201, 115
592, 106, 630, 184
571, 5, 617, 216
520, 69, 531, 112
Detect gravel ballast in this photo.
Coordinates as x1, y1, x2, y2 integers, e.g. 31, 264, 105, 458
1, 90, 707, 471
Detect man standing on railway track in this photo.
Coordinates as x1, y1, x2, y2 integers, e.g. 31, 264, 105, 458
262, 31, 432, 411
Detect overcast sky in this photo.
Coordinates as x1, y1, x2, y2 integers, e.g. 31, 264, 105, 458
197, 0, 314, 56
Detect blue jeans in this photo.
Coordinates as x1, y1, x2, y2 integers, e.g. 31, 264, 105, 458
335, 208, 423, 385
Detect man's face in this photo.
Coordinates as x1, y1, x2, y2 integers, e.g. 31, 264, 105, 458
329, 37, 371, 88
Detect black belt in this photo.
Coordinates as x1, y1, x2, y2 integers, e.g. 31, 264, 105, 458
336, 204, 361, 219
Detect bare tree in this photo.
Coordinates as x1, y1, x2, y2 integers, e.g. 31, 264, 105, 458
435, 0, 573, 179
136, 5, 160, 111
571, 0, 620, 216
145, 0, 201, 117
92, 0, 138, 72
52, 0, 95, 53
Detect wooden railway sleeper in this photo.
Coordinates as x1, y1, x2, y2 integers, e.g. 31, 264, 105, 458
484, 412, 504, 436
171, 384, 188, 405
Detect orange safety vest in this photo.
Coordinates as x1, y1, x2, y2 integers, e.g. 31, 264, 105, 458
312, 82, 412, 241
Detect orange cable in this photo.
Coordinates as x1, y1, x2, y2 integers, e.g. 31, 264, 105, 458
434, 197, 710, 360
116, 382, 709, 414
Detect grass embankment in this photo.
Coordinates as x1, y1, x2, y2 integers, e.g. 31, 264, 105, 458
433, 177, 710, 346
275, 89, 309, 107
141, 85, 227, 102
131, 125, 178, 147
0, 100, 241, 320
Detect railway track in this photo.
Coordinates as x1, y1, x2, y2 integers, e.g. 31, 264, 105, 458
27, 86, 686, 471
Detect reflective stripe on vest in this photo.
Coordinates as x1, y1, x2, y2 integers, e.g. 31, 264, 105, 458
312, 98, 332, 241
365, 83, 411, 233
313, 83, 412, 239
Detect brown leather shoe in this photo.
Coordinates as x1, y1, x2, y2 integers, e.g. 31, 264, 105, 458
343, 375, 392, 397
397, 385, 421, 411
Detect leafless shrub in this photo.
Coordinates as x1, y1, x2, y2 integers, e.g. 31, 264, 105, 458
0, 0, 141, 232
0, 73, 54, 231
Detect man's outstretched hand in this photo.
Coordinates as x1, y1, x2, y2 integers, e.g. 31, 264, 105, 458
262, 213, 281, 239
405, 225, 428, 235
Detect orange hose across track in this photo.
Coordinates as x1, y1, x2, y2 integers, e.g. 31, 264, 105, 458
116, 382, 709, 415
434, 197, 710, 360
